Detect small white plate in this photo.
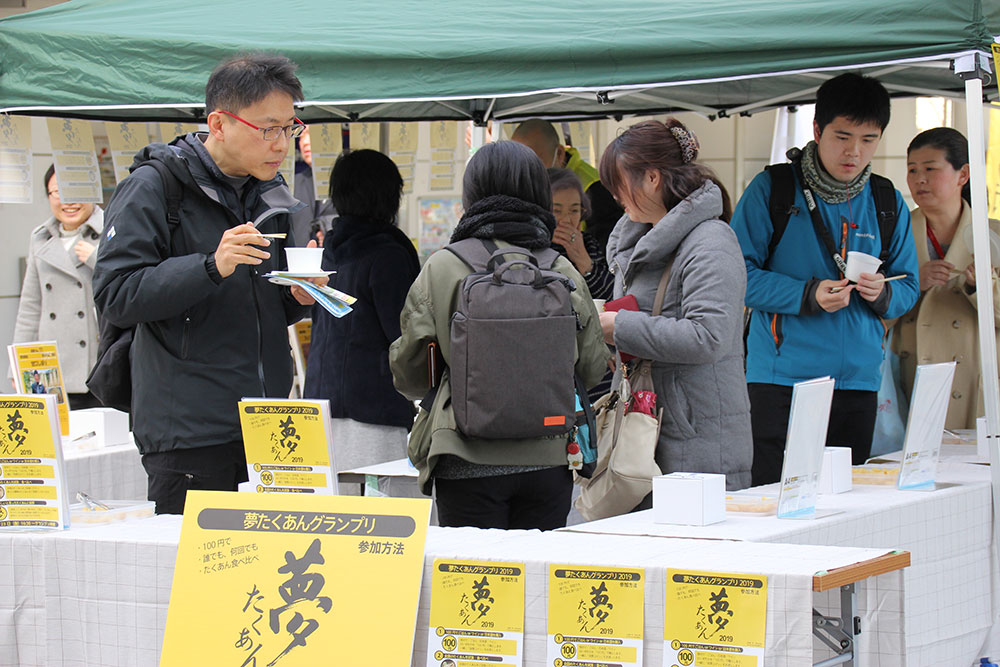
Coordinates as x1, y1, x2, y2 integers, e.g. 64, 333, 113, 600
266, 270, 334, 279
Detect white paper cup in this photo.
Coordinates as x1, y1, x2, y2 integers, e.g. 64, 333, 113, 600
285, 247, 324, 274
593, 299, 606, 312
845, 251, 882, 283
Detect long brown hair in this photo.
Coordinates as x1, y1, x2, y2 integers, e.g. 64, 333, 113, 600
599, 118, 732, 222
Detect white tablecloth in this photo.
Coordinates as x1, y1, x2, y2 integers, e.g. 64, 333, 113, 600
564, 459, 997, 666
0, 517, 904, 666
62, 443, 147, 502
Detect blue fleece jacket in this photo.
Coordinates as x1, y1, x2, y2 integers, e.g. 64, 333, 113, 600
732, 168, 920, 391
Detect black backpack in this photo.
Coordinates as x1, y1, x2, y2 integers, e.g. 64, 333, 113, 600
764, 161, 898, 266
86, 161, 182, 412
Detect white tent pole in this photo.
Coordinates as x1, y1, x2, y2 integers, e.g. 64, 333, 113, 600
960, 66, 1000, 491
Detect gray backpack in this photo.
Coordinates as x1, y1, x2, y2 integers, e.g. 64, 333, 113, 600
446, 238, 579, 439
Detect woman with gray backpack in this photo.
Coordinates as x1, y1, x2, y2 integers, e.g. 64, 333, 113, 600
389, 141, 610, 529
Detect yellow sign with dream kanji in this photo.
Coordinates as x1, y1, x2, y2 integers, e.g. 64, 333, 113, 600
427, 559, 525, 666
8, 341, 69, 435
239, 399, 335, 494
547, 564, 644, 666
664, 569, 767, 666
161, 491, 431, 666
0, 394, 69, 529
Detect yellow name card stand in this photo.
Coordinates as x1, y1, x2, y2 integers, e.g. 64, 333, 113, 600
547, 564, 645, 666
0, 394, 69, 530
428, 559, 526, 666
239, 398, 335, 494
162, 491, 431, 666
664, 569, 767, 666
8, 341, 69, 436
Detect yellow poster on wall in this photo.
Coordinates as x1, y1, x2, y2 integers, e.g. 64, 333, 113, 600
427, 559, 525, 666
161, 491, 431, 666
239, 399, 335, 494
7, 341, 69, 435
0, 114, 33, 203
987, 105, 1000, 219
308, 123, 340, 201
350, 122, 381, 151
46, 117, 102, 203
157, 122, 200, 143
664, 569, 767, 666
547, 564, 645, 666
105, 122, 151, 185
0, 394, 68, 529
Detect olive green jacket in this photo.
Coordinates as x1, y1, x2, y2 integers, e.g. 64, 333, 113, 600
389, 239, 611, 495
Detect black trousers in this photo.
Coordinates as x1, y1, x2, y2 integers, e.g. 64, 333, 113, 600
142, 442, 249, 515
749, 383, 877, 486
434, 466, 572, 530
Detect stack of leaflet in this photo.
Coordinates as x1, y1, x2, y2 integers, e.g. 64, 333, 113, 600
263, 271, 356, 317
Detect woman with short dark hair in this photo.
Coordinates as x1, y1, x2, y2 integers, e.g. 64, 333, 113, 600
304, 150, 420, 491
389, 141, 609, 529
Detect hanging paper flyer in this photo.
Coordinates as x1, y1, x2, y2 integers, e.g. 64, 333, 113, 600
161, 491, 430, 666
0, 114, 33, 203
239, 398, 336, 494
46, 117, 102, 203
278, 151, 295, 194
547, 564, 645, 666
389, 122, 418, 194
350, 122, 381, 151
157, 122, 200, 143
664, 569, 767, 666
429, 121, 458, 191
105, 122, 151, 184
309, 123, 340, 201
0, 394, 69, 530
427, 559, 525, 667
8, 341, 69, 435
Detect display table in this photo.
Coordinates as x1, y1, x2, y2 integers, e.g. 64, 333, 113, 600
563, 458, 997, 665
0, 516, 907, 666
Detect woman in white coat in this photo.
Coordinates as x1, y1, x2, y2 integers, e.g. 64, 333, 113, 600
892, 127, 1000, 428
12, 165, 103, 409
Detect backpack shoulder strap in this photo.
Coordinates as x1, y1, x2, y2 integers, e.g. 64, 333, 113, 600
763, 162, 798, 262
869, 173, 898, 262
137, 160, 183, 228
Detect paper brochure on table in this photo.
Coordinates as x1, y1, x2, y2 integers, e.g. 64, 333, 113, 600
427, 559, 525, 666
664, 569, 766, 666
161, 491, 430, 666
8, 341, 69, 435
897, 362, 956, 490
547, 564, 644, 666
0, 394, 69, 530
239, 399, 336, 494
777, 376, 834, 518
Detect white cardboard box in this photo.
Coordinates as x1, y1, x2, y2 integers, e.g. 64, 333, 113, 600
68, 407, 131, 446
819, 446, 852, 494
652, 472, 725, 525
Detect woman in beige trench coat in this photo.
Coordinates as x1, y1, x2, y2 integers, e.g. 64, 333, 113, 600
892, 128, 1000, 429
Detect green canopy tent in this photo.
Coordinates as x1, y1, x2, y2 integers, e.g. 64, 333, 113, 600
0, 0, 996, 122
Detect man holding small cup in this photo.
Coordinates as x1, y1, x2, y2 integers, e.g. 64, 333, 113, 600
732, 73, 920, 484
93, 52, 322, 514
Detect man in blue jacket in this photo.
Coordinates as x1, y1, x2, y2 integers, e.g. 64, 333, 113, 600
732, 73, 920, 485
93, 53, 320, 514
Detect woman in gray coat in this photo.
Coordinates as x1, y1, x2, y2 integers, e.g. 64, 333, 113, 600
598, 119, 752, 491
11, 165, 103, 409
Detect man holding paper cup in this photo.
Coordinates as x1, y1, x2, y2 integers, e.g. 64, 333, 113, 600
93, 53, 322, 514
732, 73, 920, 485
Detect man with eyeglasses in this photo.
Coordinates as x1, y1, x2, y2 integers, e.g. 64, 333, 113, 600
93, 52, 320, 514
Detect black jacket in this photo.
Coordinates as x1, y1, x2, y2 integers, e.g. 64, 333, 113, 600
92, 134, 309, 454
303, 216, 419, 428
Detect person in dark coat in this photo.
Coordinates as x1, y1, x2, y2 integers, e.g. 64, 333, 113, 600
304, 149, 420, 492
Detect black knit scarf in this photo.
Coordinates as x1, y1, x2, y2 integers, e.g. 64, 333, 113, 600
450, 195, 556, 250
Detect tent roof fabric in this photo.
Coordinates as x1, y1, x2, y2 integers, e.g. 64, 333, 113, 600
0, 0, 997, 122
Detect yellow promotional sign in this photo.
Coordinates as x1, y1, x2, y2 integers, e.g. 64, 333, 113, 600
351, 122, 381, 151
104, 122, 151, 184
664, 569, 767, 666
427, 559, 525, 666
239, 399, 335, 494
46, 117, 102, 203
8, 341, 69, 435
547, 564, 645, 666
162, 491, 431, 666
0, 394, 68, 529
0, 114, 33, 203
157, 122, 200, 143
307, 123, 340, 201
